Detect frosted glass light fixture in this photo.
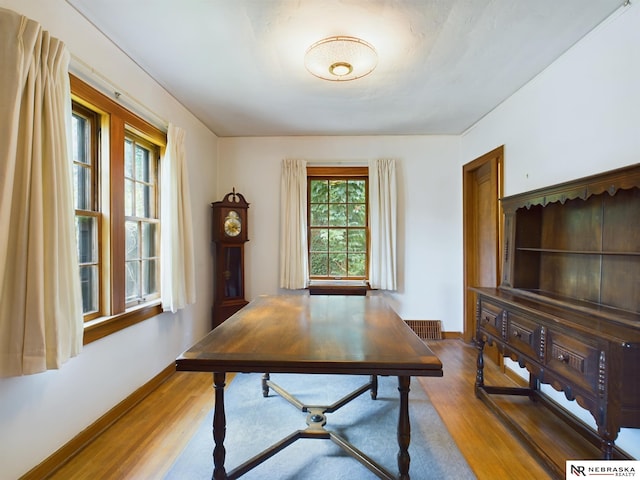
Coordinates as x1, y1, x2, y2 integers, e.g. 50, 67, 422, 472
304, 36, 378, 81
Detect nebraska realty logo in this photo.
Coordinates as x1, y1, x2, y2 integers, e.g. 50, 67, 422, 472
567, 461, 640, 478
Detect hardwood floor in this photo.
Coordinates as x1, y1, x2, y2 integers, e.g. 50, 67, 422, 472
45, 339, 585, 479
420, 340, 553, 480
47, 370, 226, 480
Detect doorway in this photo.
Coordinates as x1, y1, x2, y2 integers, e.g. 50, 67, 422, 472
462, 146, 503, 345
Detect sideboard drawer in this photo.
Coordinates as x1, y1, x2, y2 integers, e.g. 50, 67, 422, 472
546, 329, 600, 395
478, 300, 503, 338
505, 312, 539, 360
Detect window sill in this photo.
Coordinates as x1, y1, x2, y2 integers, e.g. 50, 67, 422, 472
83, 301, 163, 345
307, 280, 370, 296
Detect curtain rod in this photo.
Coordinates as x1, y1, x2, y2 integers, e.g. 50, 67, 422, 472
69, 54, 169, 131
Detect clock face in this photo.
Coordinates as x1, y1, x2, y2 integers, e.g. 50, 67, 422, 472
223, 210, 242, 237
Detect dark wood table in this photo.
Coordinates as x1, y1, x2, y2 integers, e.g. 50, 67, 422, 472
176, 295, 443, 479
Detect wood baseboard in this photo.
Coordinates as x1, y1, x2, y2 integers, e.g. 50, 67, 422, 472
20, 363, 175, 480
442, 331, 462, 339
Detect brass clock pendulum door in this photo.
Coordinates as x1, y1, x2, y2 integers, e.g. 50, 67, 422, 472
211, 189, 249, 328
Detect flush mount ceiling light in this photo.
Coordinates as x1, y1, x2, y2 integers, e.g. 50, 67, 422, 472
304, 36, 378, 82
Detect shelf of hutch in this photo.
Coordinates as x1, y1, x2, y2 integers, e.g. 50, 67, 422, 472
472, 163, 640, 476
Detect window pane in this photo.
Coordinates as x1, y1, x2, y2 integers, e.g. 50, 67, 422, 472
347, 180, 365, 203
126, 221, 139, 260
142, 259, 157, 296
148, 185, 155, 216
71, 114, 88, 164
135, 144, 150, 182
329, 204, 347, 226
310, 204, 328, 226
136, 183, 151, 218
310, 229, 328, 252
76, 216, 97, 263
126, 260, 139, 302
348, 229, 366, 252
328, 228, 346, 252
125, 139, 134, 178
142, 222, 157, 257
73, 164, 92, 210
310, 253, 328, 276
348, 203, 366, 226
310, 180, 328, 203
125, 179, 135, 216
329, 180, 346, 203
348, 253, 366, 277
79, 265, 98, 314
329, 253, 347, 277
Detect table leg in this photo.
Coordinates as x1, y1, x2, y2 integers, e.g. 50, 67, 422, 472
370, 374, 378, 400
213, 372, 227, 480
397, 376, 411, 480
262, 372, 270, 397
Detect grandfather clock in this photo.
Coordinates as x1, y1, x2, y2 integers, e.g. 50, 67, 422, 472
211, 189, 249, 328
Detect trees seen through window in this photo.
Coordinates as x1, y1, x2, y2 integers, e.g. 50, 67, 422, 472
308, 168, 368, 279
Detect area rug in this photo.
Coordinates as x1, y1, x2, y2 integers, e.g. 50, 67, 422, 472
165, 373, 475, 479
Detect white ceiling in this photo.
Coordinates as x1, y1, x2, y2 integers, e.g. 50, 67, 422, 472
65, 0, 624, 137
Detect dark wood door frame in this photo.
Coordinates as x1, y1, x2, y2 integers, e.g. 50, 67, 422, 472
462, 146, 504, 343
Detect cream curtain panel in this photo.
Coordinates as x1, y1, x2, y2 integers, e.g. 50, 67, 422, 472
368, 158, 397, 290
0, 9, 83, 377
160, 124, 196, 313
279, 159, 309, 289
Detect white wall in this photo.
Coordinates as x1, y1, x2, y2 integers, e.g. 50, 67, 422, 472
461, 2, 640, 459
461, 5, 639, 191
0, 1, 218, 478
217, 135, 463, 327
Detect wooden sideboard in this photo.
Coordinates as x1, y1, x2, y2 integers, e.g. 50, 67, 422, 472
473, 164, 640, 473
